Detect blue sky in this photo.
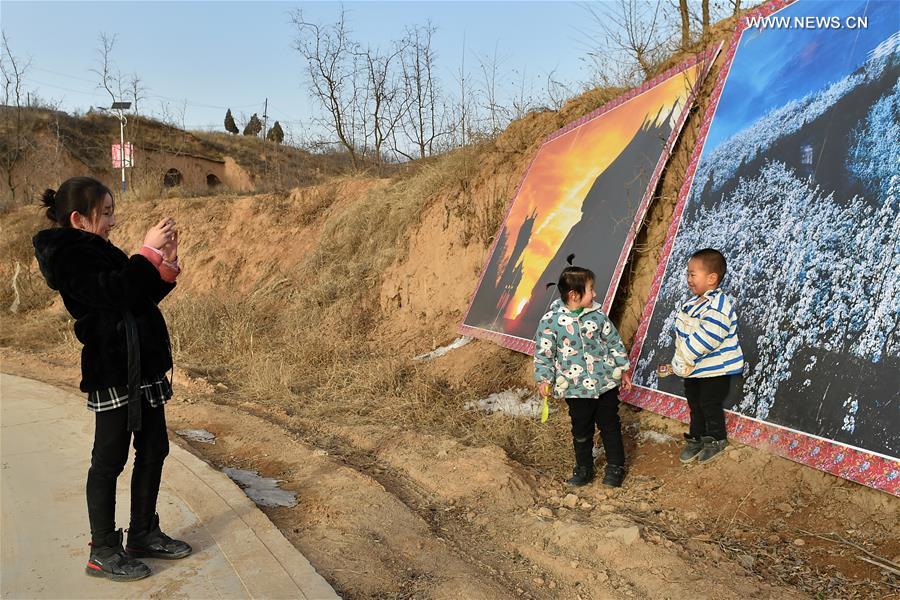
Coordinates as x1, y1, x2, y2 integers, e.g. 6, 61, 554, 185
704, 0, 899, 151
2, 1, 600, 139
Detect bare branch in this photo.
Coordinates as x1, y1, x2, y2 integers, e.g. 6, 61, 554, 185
290, 8, 362, 167
545, 67, 575, 112
129, 73, 147, 117
1, 31, 33, 202
90, 33, 121, 106
395, 23, 449, 159
477, 42, 508, 134
1, 31, 31, 108
579, 0, 670, 85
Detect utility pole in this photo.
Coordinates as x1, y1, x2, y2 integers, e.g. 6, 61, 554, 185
262, 98, 268, 140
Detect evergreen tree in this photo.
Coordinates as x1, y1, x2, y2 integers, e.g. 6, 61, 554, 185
243, 113, 262, 137
266, 121, 284, 143
224, 108, 239, 134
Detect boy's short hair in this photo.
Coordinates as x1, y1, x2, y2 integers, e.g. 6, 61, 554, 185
558, 266, 595, 302
690, 248, 727, 284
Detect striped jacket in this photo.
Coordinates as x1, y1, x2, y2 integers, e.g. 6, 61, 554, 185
672, 288, 744, 378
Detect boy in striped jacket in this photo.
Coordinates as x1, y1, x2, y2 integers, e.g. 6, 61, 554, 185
668, 248, 744, 464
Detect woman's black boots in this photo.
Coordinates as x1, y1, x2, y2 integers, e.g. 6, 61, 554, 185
86, 529, 151, 581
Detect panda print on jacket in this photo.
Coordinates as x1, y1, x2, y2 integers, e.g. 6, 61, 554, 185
533, 298, 630, 398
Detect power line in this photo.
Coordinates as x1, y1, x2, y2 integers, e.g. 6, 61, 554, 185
29, 67, 262, 111
267, 103, 306, 125
27, 71, 306, 136
29, 78, 106, 98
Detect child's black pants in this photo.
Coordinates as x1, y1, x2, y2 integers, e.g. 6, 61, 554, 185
86, 401, 169, 545
565, 388, 625, 468
684, 375, 732, 441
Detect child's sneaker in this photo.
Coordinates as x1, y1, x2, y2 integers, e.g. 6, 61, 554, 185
698, 437, 728, 464
601, 464, 626, 488
679, 434, 704, 463
564, 465, 594, 487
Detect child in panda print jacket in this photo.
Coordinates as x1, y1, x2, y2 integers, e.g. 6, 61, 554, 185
534, 298, 631, 399
534, 266, 631, 488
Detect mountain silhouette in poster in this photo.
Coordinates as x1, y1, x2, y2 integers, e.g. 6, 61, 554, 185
461, 57, 711, 351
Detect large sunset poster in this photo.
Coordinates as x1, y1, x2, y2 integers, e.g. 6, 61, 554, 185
460, 48, 719, 353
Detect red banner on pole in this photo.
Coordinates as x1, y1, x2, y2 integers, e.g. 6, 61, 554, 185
111, 143, 134, 168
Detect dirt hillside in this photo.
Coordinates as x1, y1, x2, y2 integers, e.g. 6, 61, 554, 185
0, 107, 351, 206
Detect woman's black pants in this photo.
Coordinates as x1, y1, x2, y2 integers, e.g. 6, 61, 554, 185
86, 401, 169, 544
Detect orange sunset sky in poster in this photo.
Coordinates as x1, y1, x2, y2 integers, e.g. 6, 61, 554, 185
497, 64, 702, 320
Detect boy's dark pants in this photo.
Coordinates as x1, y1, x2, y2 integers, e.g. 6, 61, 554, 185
87, 401, 169, 544
565, 388, 625, 468
684, 375, 732, 441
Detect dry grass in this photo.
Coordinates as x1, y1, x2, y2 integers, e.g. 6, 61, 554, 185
164, 282, 569, 471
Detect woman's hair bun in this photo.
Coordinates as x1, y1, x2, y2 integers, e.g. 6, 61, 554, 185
41, 188, 58, 222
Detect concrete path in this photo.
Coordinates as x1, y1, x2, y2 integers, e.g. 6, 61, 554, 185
0, 373, 339, 599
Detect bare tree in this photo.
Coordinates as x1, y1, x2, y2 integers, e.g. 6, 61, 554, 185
582, 0, 668, 84
545, 67, 575, 112
290, 8, 363, 167
451, 32, 473, 148
157, 98, 190, 154
91, 33, 122, 106
1, 32, 29, 108
394, 23, 448, 160
129, 73, 147, 116
477, 42, 507, 134
1, 32, 29, 107
510, 66, 538, 121
357, 40, 408, 165
1, 31, 32, 203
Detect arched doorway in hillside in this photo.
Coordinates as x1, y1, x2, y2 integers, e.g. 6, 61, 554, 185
207, 173, 222, 188
164, 168, 182, 187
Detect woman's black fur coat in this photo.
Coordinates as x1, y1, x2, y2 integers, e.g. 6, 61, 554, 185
33, 228, 175, 393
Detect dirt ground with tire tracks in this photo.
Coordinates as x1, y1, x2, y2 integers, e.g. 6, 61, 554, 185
4, 350, 897, 600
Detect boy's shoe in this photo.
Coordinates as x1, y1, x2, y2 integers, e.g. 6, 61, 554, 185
126, 514, 192, 560
601, 464, 626, 488
679, 434, 704, 463
698, 437, 728, 464
86, 529, 152, 582
564, 465, 595, 487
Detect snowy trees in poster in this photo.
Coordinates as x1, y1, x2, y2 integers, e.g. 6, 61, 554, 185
633, 41, 899, 458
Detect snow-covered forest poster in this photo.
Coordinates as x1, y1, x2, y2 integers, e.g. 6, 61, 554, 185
625, 0, 899, 494
460, 49, 718, 353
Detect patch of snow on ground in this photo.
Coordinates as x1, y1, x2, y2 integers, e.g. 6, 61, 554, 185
465, 388, 549, 419
637, 430, 677, 444
176, 429, 216, 444
414, 337, 473, 361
